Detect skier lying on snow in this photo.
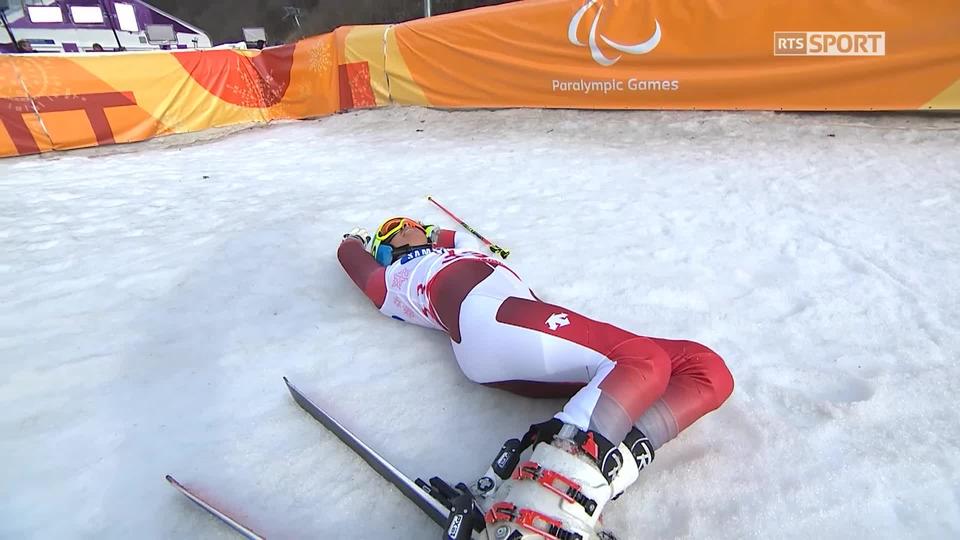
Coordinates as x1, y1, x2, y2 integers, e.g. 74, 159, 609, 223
338, 217, 733, 539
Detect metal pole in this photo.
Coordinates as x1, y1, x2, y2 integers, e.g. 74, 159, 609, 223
424, 0, 431, 18
0, 8, 22, 52
98, 0, 124, 51
282, 6, 303, 38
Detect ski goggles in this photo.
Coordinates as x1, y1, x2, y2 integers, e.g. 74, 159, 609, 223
375, 217, 424, 243
370, 217, 425, 265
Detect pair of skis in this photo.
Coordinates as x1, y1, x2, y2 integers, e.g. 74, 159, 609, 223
167, 377, 478, 539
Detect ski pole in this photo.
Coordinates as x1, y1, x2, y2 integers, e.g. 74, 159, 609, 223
426, 196, 510, 259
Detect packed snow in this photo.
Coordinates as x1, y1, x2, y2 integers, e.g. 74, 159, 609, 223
1, 107, 959, 539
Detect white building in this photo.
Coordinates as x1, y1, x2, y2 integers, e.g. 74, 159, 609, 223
0, 0, 211, 53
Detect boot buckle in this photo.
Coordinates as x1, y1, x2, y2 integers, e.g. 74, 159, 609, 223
514, 461, 598, 516
484, 502, 583, 540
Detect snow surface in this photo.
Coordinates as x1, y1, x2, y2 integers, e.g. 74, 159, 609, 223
1, 108, 959, 540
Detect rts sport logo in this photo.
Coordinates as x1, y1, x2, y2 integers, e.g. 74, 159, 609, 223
568, 0, 662, 66
774, 32, 886, 56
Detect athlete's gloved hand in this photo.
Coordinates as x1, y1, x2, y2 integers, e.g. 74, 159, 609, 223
423, 224, 440, 244
343, 227, 370, 247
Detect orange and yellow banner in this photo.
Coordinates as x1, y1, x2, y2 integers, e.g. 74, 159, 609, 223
0, 34, 337, 157
3, 0, 959, 158
379, 0, 960, 110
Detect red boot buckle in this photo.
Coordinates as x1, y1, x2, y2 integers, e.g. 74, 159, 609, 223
515, 461, 580, 503
484, 502, 581, 540
514, 461, 598, 516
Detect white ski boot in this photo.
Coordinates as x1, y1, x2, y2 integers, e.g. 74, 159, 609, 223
476, 421, 625, 540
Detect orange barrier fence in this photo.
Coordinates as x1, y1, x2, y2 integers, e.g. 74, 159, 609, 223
376, 0, 960, 110
3, 1, 959, 158
0, 33, 337, 157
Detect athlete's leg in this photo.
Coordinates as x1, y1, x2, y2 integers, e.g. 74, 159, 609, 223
452, 276, 671, 447
632, 338, 734, 450
441, 262, 732, 449
449, 272, 734, 524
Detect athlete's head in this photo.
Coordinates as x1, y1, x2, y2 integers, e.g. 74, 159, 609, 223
388, 222, 429, 249
370, 217, 431, 266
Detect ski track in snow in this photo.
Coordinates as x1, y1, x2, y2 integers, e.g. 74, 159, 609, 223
1, 108, 959, 539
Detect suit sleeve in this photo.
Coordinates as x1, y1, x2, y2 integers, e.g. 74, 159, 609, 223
434, 228, 457, 248
434, 229, 482, 251
337, 237, 387, 308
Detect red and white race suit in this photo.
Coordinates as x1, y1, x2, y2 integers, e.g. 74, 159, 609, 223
337, 230, 733, 450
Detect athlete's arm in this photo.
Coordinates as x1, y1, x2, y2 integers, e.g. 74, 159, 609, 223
337, 237, 387, 308
433, 228, 457, 248
433, 228, 481, 251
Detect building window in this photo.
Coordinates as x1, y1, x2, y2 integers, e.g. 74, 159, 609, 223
114, 3, 138, 32
70, 6, 105, 24
25, 4, 64, 23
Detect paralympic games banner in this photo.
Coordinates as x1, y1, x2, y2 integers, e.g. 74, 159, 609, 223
3, 0, 959, 158
372, 0, 960, 110
0, 34, 338, 157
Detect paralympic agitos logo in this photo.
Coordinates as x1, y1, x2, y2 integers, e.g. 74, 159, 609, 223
568, 0, 662, 66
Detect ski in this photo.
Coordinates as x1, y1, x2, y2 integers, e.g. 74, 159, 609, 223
165, 474, 266, 540
283, 376, 453, 527
169, 379, 483, 539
